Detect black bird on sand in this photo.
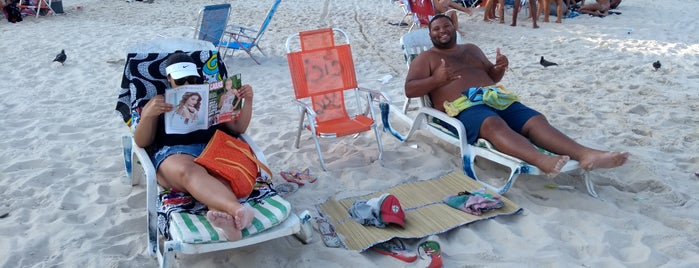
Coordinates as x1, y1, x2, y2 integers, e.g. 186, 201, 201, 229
652, 60, 661, 71
53, 49, 66, 65
540, 56, 558, 67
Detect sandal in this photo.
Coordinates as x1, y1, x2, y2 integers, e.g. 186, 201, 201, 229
280, 167, 317, 186
418, 240, 443, 268
372, 238, 417, 263
316, 217, 342, 248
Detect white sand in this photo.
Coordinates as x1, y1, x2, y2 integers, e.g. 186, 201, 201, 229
1, 0, 698, 267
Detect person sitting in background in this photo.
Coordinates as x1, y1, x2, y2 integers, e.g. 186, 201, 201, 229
578, 0, 610, 17
434, 0, 474, 34
133, 52, 256, 241
404, 15, 629, 176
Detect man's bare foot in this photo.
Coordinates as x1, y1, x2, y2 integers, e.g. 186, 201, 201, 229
579, 151, 629, 171
234, 206, 255, 230
510, 22, 517, 27
538, 155, 570, 177
206, 210, 243, 241
533, 24, 539, 29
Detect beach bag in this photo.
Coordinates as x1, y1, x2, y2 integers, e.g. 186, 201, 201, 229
194, 130, 272, 198
4, 2, 23, 23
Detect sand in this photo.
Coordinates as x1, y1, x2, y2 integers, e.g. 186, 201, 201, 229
1, 0, 698, 267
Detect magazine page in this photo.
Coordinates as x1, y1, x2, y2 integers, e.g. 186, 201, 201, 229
164, 84, 210, 134
209, 74, 244, 125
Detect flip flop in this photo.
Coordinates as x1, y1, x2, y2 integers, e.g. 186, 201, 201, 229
280, 171, 305, 185
280, 168, 317, 186
316, 217, 342, 248
418, 240, 443, 268
372, 238, 418, 263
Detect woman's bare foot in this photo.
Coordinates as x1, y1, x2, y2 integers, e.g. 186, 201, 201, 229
206, 210, 243, 241
234, 206, 255, 230
579, 151, 629, 171
537, 155, 570, 177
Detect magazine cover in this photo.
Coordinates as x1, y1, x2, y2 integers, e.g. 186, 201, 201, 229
164, 74, 244, 134
164, 84, 209, 134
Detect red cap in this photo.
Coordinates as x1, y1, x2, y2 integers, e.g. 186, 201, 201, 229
379, 194, 405, 227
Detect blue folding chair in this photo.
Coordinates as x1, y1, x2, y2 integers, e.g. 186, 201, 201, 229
223, 0, 282, 64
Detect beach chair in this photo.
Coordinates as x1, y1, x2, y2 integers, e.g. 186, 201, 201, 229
406, 0, 436, 31
395, 32, 596, 197
115, 39, 311, 268
284, 28, 391, 171
194, 0, 280, 64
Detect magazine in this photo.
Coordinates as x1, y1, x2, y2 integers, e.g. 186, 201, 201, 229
164, 74, 244, 134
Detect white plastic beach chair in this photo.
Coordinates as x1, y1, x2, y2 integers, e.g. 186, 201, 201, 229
395, 29, 596, 197
116, 39, 312, 268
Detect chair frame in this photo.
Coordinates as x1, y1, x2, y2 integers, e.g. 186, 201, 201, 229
128, 134, 310, 268
403, 96, 596, 197
284, 28, 391, 171
221, 0, 282, 64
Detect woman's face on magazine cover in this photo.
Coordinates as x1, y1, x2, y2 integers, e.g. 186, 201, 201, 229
186, 95, 200, 107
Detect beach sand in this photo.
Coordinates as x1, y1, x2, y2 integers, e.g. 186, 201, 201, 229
1, 0, 698, 267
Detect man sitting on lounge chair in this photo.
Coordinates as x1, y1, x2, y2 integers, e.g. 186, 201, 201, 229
404, 14, 629, 176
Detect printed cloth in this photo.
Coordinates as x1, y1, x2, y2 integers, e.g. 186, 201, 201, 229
443, 189, 504, 216
443, 85, 520, 117
114, 50, 227, 130
156, 176, 280, 240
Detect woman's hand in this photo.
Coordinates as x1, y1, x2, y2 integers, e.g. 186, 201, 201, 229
236, 84, 254, 100
141, 95, 173, 119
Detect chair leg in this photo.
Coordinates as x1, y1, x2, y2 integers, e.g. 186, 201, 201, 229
311, 135, 328, 171
583, 171, 598, 198
294, 111, 306, 149
373, 125, 384, 160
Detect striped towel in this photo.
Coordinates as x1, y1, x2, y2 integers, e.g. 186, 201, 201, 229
169, 194, 292, 243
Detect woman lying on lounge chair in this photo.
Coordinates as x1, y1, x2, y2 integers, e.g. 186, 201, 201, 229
133, 52, 256, 241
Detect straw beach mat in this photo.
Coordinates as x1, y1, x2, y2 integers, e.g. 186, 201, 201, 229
317, 171, 522, 251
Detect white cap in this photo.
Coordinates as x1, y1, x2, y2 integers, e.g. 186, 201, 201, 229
165, 62, 200, 79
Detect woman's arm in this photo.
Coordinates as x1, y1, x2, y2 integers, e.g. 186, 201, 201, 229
133, 95, 171, 148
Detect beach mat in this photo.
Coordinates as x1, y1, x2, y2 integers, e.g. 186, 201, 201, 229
317, 171, 522, 251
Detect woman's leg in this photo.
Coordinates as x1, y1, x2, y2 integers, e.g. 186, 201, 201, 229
157, 154, 254, 240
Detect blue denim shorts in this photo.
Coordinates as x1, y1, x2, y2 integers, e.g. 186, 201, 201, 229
152, 143, 207, 170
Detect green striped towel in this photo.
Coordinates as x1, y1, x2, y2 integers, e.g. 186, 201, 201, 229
169, 195, 292, 243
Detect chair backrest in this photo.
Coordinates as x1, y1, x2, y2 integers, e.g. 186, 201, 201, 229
400, 28, 462, 68
285, 28, 350, 53
116, 50, 227, 129
253, 0, 282, 43
287, 43, 358, 123
407, 0, 435, 27
194, 4, 231, 46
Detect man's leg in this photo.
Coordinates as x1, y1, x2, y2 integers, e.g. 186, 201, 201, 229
479, 116, 569, 175
520, 115, 629, 170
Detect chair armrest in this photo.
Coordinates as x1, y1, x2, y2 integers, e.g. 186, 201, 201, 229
133, 144, 157, 185
292, 99, 317, 118
226, 24, 258, 37
358, 87, 391, 103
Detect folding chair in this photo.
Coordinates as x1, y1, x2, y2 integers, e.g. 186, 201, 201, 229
284, 28, 391, 171
223, 0, 282, 64
18, 0, 54, 18
406, 0, 436, 31
115, 39, 312, 268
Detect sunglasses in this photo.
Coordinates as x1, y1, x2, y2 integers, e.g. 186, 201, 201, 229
173, 76, 201, 86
